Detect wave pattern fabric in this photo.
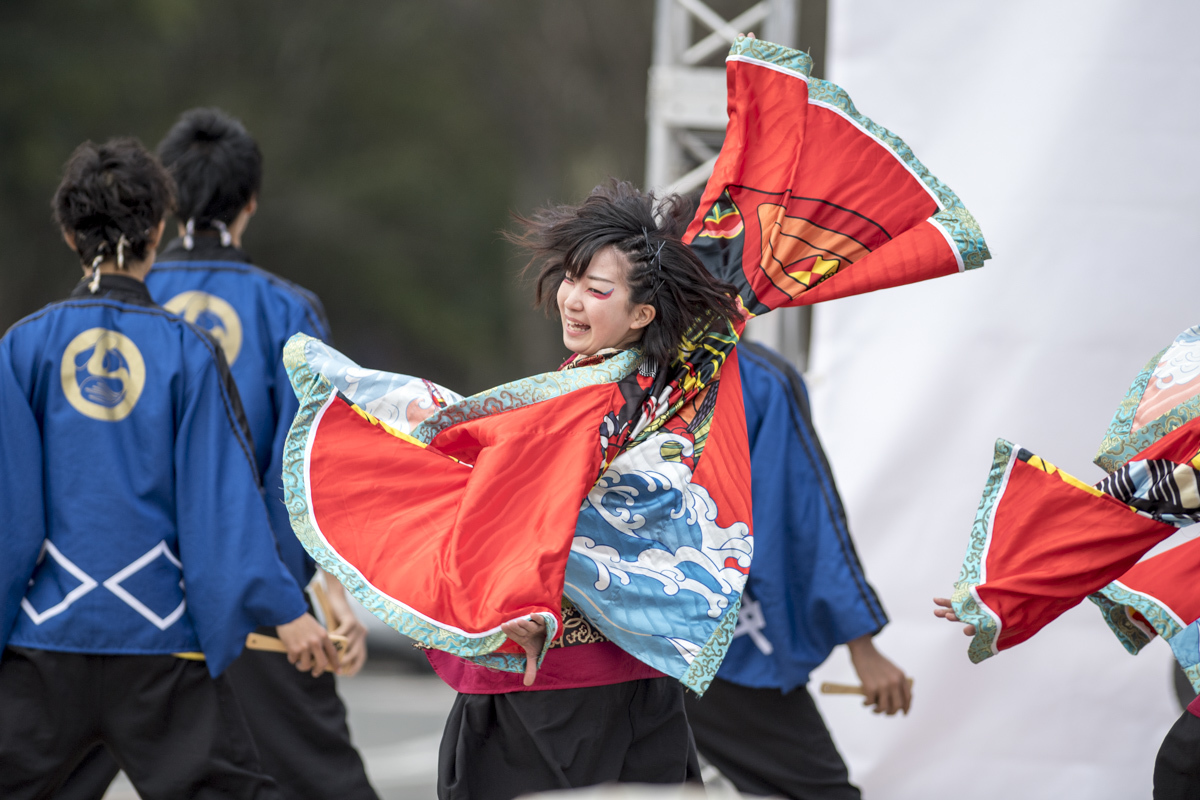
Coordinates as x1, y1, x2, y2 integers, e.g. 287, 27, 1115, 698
953, 326, 1200, 690
564, 346, 753, 686
283, 37, 988, 693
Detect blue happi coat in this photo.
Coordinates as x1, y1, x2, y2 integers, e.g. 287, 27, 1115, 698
718, 341, 888, 692
147, 237, 331, 587
0, 275, 308, 675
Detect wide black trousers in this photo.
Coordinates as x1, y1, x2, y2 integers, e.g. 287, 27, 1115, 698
438, 677, 701, 800
1155, 709, 1200, 799
685, 677, 861, 800
0, 646, 279, 800
51, 640, 378, 800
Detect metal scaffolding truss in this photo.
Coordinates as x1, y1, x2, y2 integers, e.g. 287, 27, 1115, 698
645, 0, 796, 196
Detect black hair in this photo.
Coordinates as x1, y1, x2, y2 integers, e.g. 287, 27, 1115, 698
514, 180, 742, 370
52, 138, 175, 267
156, 107, 261, 228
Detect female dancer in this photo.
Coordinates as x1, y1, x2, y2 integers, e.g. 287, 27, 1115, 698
427, 179, 743, 798
280, 34, 988, 800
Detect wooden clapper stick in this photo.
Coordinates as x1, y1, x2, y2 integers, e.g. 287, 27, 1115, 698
819, 678, 914, 696
244, 578, 348, 655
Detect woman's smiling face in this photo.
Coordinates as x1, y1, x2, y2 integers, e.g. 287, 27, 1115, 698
556, 246, 655, 356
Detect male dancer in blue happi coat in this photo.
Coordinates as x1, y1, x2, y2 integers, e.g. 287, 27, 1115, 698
0, 138, 335, 799
685, 341, 911, 800
54, 110, 379, 800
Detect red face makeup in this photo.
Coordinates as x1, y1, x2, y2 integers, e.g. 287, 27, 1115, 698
556, 246, 654, 356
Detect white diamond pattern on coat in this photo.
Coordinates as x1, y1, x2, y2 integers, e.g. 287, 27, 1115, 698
102, 541, 187, 631
20, 541, 99, 625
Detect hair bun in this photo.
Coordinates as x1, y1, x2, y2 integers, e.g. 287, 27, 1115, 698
157, 107, 261, 226
52, 138, 174, 268
191, 124, 225, 143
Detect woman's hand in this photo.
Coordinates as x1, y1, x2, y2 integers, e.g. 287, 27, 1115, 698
846, 635, 912, 715
932, 597, 977, 635
501, 615, 548, 687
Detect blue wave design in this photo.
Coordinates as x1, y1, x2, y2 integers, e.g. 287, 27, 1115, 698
565, 433, 752, 689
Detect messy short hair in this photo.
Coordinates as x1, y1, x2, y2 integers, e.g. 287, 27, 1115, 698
514, 180, 741, 369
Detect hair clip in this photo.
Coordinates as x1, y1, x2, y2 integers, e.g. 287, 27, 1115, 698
116, 234, 129, 270
213, 220, 232, 247
88, 252, 104, 294
641, 227, 664, 270
183, 218, 195, 250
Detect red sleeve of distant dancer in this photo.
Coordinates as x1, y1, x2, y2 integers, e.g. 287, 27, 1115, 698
1091, 417, 1200, 634
1111, 535, 1200, 637
979, 460, 1176, 652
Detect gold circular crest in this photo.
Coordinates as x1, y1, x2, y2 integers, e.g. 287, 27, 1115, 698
60, 328, 147, 422
163, 291, 244, 365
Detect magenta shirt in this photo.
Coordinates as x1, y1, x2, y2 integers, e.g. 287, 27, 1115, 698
1188, 693, 1200, 719
426, 641, 665, 694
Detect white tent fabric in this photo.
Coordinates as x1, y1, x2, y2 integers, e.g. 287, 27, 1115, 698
806, 1, 1200, 797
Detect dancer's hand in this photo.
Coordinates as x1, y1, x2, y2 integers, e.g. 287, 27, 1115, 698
321, 576, 368, 676
501, 615, 547, 687
277, 612, 340, 677
847, 635, 912, 716
932, 597, 977, 635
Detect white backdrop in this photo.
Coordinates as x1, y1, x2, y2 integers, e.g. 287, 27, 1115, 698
804, 2, 1200, 797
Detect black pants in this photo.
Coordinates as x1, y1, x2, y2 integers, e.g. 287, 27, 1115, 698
438, 677, 701, 800
1155, 709, 1200, 799
685, 677, 860, 800
0, 646, 279, 800
52, 640, 378, 800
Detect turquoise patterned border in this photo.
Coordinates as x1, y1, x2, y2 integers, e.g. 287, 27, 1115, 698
281, 333, 556, 669
1185, 663, 1200, 695
1092, 581, 1183, 645
1170, 621, 1200, 694
727, 36, 992, 273
681, 595, 743, 695
931, 207, 990, 271
283, 334, 319, 400
726, 37, 813, 80
412, 349, 641, 445
1093, 345, 1200, 473
1086, 591, 1155, 655
951, 439, 1014, 663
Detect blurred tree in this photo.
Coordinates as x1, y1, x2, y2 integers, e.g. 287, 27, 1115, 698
0, 0, 652, 391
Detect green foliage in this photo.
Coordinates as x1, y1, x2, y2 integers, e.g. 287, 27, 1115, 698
0, 0, 652, 391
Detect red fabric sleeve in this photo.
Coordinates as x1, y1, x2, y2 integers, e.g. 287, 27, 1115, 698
305, 383, 623, 640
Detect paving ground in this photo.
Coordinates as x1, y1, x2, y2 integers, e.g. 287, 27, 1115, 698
336, 666, 458, 799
